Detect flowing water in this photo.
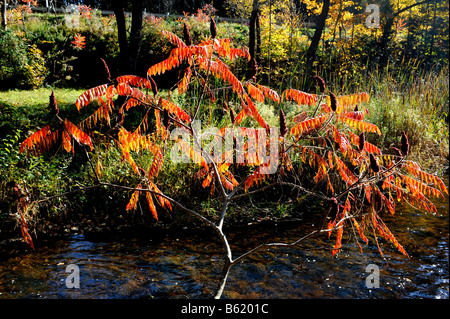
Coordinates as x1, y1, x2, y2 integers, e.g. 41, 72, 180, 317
0, 178, 448, 299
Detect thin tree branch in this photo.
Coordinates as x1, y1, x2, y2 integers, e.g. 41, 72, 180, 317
232, 229, 320, 265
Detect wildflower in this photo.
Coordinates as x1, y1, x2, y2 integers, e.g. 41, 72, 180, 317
72, 34, 86, 50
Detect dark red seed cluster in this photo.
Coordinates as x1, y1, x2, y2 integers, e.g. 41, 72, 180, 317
248, 58, 258, 81
401, 131, 409, 156
279, 109, 287, 137
100, 58, 111, 81
369, 153, 380, 173
330, 198, 339, 220
358, 132, 365, 152
210, 17, 217, 38
49, 91, 59, 115
229, 108, 235, 124
163, 109, 170, 128
329, 92, 337, 112
313, 75, 326, 94
183, 23, 192, 46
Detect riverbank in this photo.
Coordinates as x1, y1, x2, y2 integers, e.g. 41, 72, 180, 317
0, 185, 448, 299
1, 66, 449, 250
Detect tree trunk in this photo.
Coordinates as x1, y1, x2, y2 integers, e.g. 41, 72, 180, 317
113, 0, 128, 74
2, 0, 7, 31
248, 0, 260, 61
305, 0, 330, 88
129, 0, 144, 74
113, 0, 145, 75
256, 13, 261, 61
378, 0, 433, 67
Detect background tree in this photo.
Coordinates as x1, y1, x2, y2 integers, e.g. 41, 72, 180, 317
305, 0, 330, 87
248, 0, 259, 61
2, 0, 6, 30
376, 0, 434, 66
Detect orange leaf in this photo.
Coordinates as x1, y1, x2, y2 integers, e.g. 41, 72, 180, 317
76, 84, 108, 111
62, 131, 73, 153
244, 167, 267, 191
282, 89, 317, 105
147, 147, 164, 179
334, 154, 358, 185
64, 120, 93, 150
242, 94, 268, 128
198, 56, 244, 95
147, 55, 181, 77
145, 192, 158, 220
126, 184, 142, 212
247, 83, 264, 103
178, 67, 192, 94
19, 126, 60, 156
159, 98, 190, 123
147, 181, 172, 211
257, 84, 280, 103
332, 222, 345, 257
116, 75, 153, 89
290, 114, 329, 136
161, 30, 186, 47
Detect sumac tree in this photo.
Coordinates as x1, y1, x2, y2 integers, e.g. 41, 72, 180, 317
17, 20, 448, 299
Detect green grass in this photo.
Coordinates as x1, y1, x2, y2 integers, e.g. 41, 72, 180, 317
0, 87, 84, 107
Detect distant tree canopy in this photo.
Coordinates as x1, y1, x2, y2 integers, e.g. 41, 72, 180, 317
4, 0, 446, 87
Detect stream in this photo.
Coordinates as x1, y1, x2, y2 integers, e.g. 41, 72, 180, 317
0, 178, 448, 299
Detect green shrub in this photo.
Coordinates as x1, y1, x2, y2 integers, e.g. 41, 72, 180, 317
0, 30, 48, 89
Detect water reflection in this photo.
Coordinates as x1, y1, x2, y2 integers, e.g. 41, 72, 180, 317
0, 181, 448, 299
